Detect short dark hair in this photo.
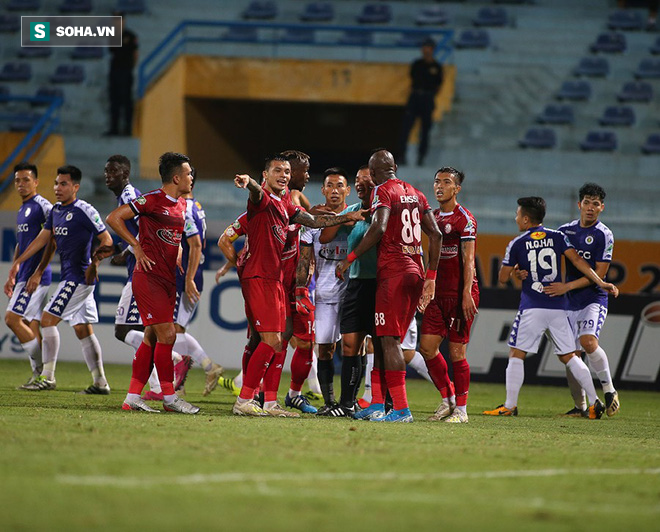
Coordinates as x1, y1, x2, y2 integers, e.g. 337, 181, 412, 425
422, 37, 436, 48
357, 164, 369, 172
435, 166, 465, 185
158, 152, 190, 183
57, 165, 82, 183
281, 150, 310, 166
190, 166, 197, 189
107, 154, 131, 172
517, 197, 546, 224
323, 167, 347, 183
14, 161, 38, 179
579, 182, 606, 202
264, 154, 289, 172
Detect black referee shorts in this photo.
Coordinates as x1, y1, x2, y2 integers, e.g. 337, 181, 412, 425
340, 277, 377, 335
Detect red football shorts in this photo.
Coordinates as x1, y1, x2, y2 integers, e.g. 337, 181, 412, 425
421, 289, 480, 344
242, 277, 286, 333
132, 271, 176, 326
375, 272, 424, 339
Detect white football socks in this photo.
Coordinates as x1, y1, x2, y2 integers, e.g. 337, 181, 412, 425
41, 326, 60, 380
184, 332, 213, 372
586, 346, 615, 393
566, 365, 587, 410
21, 337, 41, 372
408, 351, 433, 383
123, 329, 144, 351
566, 356, 598, 405
80, 333, 107, 386
504, 357, 524, 409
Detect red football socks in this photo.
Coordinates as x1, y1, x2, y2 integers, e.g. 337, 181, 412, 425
154, 342, 175, 395
453, 359, 470, 407
371, 368, 385, 405
128, 342, 155, 394
289, 346, 313, 393
385, 370, 408, 411
425, 354, 452, 397
241, 344, 253, 376
263, 349, 286, 403
239, 342, 275, 400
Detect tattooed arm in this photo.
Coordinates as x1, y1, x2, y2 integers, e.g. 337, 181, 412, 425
291, 208, 366, 229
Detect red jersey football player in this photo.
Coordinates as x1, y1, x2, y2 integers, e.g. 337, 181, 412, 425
337, 149, 441, 423
419, 167, 479, 424
105, 152, 200, 414
232, 154, 365, 417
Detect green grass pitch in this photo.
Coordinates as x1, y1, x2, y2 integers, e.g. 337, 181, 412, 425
1, 359, 659, 531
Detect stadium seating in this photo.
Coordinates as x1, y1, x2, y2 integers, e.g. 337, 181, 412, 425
634, 58, 660, 79
116, 0, 146, 15
415, 6, 449, 26
338, 30, 373, 46
580, 130, 617, 151
589, 32, 626, 54
59, 0, 93, 13
242, 1, 278, 20
299, 2, 334, 23
473, 7, 508, 27
0, 86, 9, 97
397, 32, 431, 48
573, 57, 609, 77
519, 128, 557, 149
617, 81, 653, 103
17, 47, 52, 58
454, 29, 490, 49
220, 26, 258, 43
651, 37, 660, 55
280, 28, 314, 44
0, 14, 20, 32
555, 80, 592, 101
536, 104, 574, 125
641, 133, 660, 154
7, 0, 41, 11
8, 112, 42, 132
599, 105, 635, 126
50, 64, 85, 83
71, 47, 104, 59
33, 86, 64, 106
607, 10, 644, 31
356, 4, 393, 24
0, 62, 32, 82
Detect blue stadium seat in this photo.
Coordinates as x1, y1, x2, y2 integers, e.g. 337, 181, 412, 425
50, 64, 85, 83
17, 46, 52, 58
9, 112, 42, 132
556, 80, 591, 101
59, 0, 93, 13
634, 58, 660, 79
299, 2, 334, 22
71, 47, 104, 59
536, 104, 574, 125
607, 10, 644, 31
590, 32, 626, 54
242, 1, 278, 20
415, 6, 449, 26
573, 57, 609, 77
580, 130, 617, 152
473, 7, 508, 27
397, 32, 431, 47
357, 4, 393, 24
338, 31, 373, 46
455, 29, 490, 49
0, 15, 20, 32
220, 26, 258, 43
7, 0, 41, 11
651, 37, 660, 55
280, 28, 314, 44
0, 62, 32, 82
599, 105, 635, 126
641, 133, 660, 154
617, 81, 652, 102
116, 0, 146, 15
519, 128, 557, 149
33, 86, 64, 106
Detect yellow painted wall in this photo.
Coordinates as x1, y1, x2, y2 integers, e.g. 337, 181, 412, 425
0, 133, 64, 210
139, 55, 456, 177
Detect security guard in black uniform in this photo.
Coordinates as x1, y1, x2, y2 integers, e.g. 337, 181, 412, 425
398, 38, 444, 166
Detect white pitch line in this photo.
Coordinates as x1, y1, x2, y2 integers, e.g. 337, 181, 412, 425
56, 467, 660, 488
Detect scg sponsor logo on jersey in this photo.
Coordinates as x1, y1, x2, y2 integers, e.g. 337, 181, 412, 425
578, 249, 592, 260
54, 226, 68, 236
156, 228, 182, 246
17, 224, 29, 233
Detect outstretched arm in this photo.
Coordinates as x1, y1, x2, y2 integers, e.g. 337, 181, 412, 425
335, 207, 389, 281
292, 208, 367, 229
234, 174, 263, 204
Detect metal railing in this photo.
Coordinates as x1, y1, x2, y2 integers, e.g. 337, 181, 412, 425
138, 20, 453, 98
0, 94, 63, 194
